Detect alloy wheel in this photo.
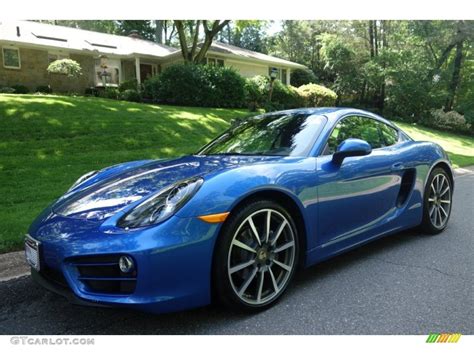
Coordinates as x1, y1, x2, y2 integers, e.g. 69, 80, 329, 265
428, 173, 451, 229
227, 208, 296, 306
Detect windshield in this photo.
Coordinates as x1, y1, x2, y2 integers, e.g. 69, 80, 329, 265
198, 113, 326, 157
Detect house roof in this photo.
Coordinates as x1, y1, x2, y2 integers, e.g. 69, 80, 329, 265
0, 20, 176, 57
205, 42, 306, 69
0, 21, 306, 69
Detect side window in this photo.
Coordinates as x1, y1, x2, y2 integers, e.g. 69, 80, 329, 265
379, 123, 399, 146
325, 116, 383, 155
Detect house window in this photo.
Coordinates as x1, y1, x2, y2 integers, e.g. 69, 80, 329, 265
207, 57, 224, 67
2, 47, 21, 69
48, 52, 69, 64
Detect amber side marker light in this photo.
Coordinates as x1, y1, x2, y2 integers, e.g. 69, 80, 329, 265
198, 212, 230, 223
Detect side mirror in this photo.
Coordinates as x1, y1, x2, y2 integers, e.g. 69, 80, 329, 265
332, 138, 372, 165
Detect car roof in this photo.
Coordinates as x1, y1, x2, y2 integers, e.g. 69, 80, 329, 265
263, 107, 397, 129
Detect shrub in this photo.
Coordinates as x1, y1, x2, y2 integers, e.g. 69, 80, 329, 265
118, 79, 138, 92
35, 85, 52, 94
244, 75, 305, 111
11, 85, 29, 94
202, 66, 246, 108
297, 83, 337, 107
290, 68, 317, 87
120, 89, 141, 102
84, 87, 99, 97
47, 59, 82, 77
142, 76, 160, 101
156, 64, 246, 108
271, 81, 305, 110
98, 87, 119, 100
157, 64, 211, 106
425, 109, 472, 133
0, 87, 15, 93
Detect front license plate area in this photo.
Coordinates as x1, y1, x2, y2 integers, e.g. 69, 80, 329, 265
25, 236, 41, 271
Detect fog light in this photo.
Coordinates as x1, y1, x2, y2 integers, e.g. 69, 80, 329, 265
119, 255, 134, 273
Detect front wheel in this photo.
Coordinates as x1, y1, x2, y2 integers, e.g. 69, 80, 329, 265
213, 200, 299, 311
420, 167, 453, 234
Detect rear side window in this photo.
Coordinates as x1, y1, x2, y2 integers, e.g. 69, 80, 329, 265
325, 116, 383, 154
379, 123, 399, 146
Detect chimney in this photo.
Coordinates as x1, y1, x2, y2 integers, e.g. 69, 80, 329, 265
16, 26, 21, 37
128, 30, 141, 39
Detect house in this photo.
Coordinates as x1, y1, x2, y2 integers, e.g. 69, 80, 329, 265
0, 21, 306, 92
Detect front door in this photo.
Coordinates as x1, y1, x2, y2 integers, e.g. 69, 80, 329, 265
140, 64, 153, 81
316, 115, 402, 247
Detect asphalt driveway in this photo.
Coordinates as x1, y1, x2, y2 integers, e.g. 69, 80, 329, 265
0, 172, 472, 335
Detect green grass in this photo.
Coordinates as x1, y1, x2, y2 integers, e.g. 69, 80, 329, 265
0, 94, 473, 253
0, 94, 250, 253
395, 121, 474, 168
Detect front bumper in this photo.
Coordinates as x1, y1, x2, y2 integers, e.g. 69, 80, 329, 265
28, 212, 221, 314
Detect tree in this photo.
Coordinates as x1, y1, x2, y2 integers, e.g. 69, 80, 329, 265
230, 21, 269, 53
116, 21, 155, 41
174, 20, 230, 63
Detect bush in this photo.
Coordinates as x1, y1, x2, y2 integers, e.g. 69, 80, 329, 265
98, 87, 119, 100
84, 87, 99, 97
118, 79, 138, 92
425, 109, 472, 133
35, 85, 52, 94
244, 75, 308, 111
47, 59, 82, 77
142, 76, 160, 101
244, 75, 268, 110
290, 68, 317, 87
157, 64, 211, 106
120, 89, 141, 102
0, 87, 15, 93
11, 85, 29, 94
155, 64, 246, 108
271, 81, 305, 110
202, 65, 246, 108
297, 83, 337, 107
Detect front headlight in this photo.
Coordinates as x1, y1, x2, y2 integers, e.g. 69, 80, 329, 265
117, 177, 203, 229
67, 170, 98, 192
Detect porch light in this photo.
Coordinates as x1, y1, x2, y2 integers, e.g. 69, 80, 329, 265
99, 54, 108, 68
270, 68, 278, 80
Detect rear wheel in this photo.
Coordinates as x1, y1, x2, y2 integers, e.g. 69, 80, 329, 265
213, 200, 299, 311
420, 167, 453, 234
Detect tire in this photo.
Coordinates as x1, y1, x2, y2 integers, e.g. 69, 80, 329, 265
420, 167, 453, 234
213, 200, 299, 312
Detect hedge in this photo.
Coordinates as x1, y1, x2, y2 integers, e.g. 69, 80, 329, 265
151, 64, 246, 108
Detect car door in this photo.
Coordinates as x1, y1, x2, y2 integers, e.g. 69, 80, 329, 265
316, 115, 402, 247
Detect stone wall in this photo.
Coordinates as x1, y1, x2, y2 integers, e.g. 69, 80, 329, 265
0, 46, 95, 93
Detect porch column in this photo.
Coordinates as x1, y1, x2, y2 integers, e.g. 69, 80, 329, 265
135, 56, 141, 89
119, 60, 124, 84
286, 69, 291, 86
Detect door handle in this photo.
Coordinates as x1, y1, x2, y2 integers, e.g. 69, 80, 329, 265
391, 162, 405, 171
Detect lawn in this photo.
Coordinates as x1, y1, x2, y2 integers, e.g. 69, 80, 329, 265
394, 121, 474, 168
0, 94, 473, 253
0, 94, 250, 253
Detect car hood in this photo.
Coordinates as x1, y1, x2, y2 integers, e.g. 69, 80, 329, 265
53, 155, 279, 221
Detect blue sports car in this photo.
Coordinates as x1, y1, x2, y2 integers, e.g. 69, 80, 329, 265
26, 108, 454, 313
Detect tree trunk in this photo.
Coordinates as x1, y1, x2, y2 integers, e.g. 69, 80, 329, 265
444, 40, 464, 112
154, 20, 163, 44
368, 20, 375, 58
374, 21, 378, 56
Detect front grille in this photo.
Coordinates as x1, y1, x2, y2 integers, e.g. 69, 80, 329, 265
40, 264, 69, 289
68, 255, 137, 295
